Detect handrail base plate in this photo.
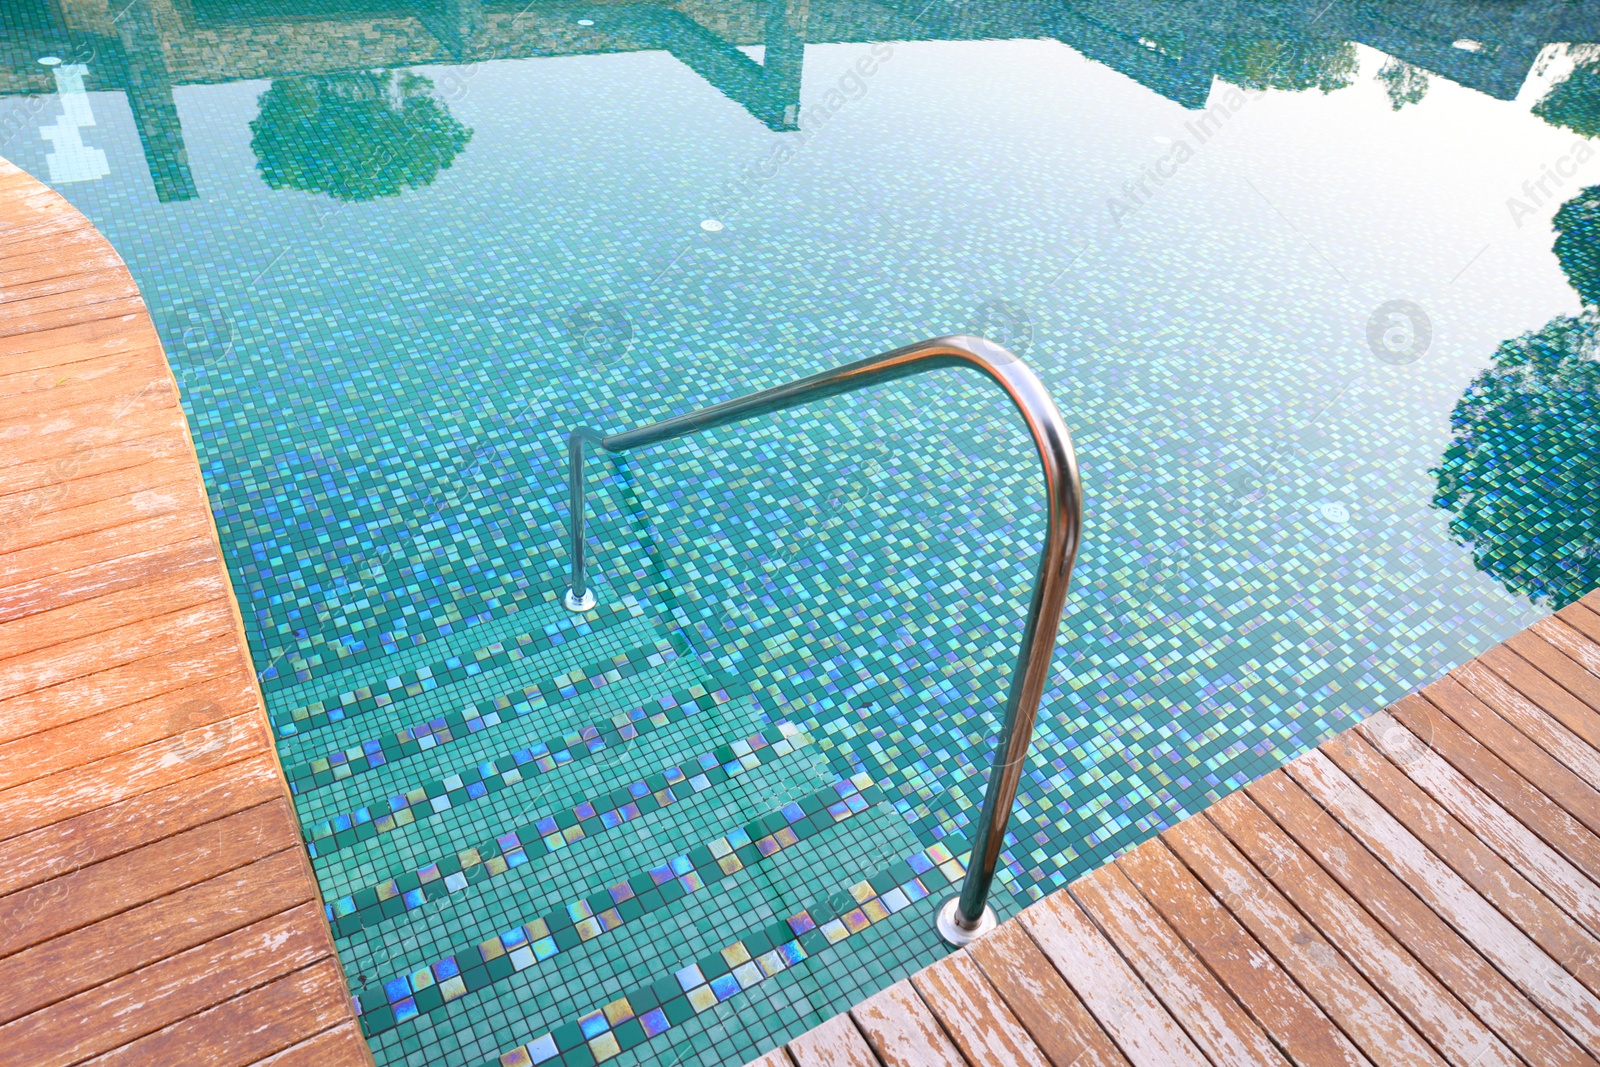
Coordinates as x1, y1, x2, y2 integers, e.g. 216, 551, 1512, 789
935, 896, 997, 948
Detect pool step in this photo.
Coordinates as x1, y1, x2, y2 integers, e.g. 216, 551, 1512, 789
324, 718, 809, 941
343, 772, 962, 1067
319, 627, 941, 1062
280, 612, 680, 837
283, 630, 696, 802
295, 662, 741, 891
305, 680, 754, 870
326, 681, 822, 960
348, 749, 953, 1060
270, 595, 647, 744
480, 832, 968, 1067
267, 590, 970, 1067
347, 765, 885, 1030
328, 727, 833, 1013
256, 573, 586, 693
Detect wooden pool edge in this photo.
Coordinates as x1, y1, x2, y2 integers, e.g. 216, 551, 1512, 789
752, 588, 1600, 1067
0, 158, 373, 1065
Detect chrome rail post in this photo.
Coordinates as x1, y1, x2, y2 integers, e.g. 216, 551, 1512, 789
563, 428, 606, 613
559, 337, 1082, 946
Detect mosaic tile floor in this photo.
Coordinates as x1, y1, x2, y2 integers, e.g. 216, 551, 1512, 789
5, 0, 1600, 1063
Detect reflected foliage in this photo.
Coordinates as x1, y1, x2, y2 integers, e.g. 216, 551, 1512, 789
1534, 58, 1600, 139
1433, 186, 1600, 608
250, 70, 471, 202
1377, 58, 1429, 110
1214, 36, 1358, 93
1554, 184, 1600, 305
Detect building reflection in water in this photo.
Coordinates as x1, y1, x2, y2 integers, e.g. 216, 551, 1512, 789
2, 0, 1600, 202
1535, 49, 1600, 139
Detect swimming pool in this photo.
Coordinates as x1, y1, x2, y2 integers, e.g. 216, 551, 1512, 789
6, 0, 1600, 1063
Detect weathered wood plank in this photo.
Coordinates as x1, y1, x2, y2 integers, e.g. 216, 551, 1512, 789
1248, 769, 1598, 1067
0, 185, 107, 225
0, 471, 198, 566
1538, 617, 1600, 680
0, 309, 148, 364
0, 175, 87, 205
1325, 727, 1600, 991
1445, 663, 1600, 799
1209, 791, 1519, 1067
1365, 706, 1600, 933
0, 848, 313, 1026
0, 246, 127, 290
851, 981, 966, 1067
744, 1051, 796, 1067
1477, 644, 1600, 754
967, 917, 1132, 1067
0, 195, 103, 231
0, 384, 179, 481
0, 630, 244, 746
0, 535, 217, 625
1164, 814, 1441, 1066
0, 799, 297, 958
1069, 858, 1288, 1067
0, 507, 214, 593
0, 159, 368, 1066
0, 671, 256, 791
0, 360, 161, 423
1509, 629, 1600, 713
1115, 836, 1369, 1066
0, 902, 330, 1066
0, 598, 238, 706
249, 1022, 371, 1066
786, 1013, 880, 1067
1420, 681, 1600, 844
0, 711, 267, 841
0, 252, 126, 289
0, 565, 226, 664
0, 346, 162, 401
0, 431, 187, 507
0, 231, 122, 279
910, 951, 1050, 1067
0, 266, 136, 311
1020, 873, 1211, 1067
0, 386, 182, 473
0, 455, 197, 534
0, 212, 102, 252
1561, 603, 1600, 647
78, 958, 353, 1067
1286, 749, 1600, 1055
0, 753, 282, 897
0, 182, 84, 226
0, 294, 147, 340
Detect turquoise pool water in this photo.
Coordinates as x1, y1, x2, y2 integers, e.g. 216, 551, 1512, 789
6, 1, 1600, 1063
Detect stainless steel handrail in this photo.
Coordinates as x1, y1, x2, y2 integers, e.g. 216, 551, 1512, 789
561, 335, 1082, 946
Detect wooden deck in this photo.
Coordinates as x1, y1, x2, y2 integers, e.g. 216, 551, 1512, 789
0, 159, 371, 1065
754, 590, 1600, 1067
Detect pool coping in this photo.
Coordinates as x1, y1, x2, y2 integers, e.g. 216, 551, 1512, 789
0, 157, 373, 1065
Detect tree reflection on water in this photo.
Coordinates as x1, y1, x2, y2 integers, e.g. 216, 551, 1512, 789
250, 70, 473, 203
1432, 185, 1600, 608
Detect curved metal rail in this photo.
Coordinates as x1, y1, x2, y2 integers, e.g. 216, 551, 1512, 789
562, 335, 1083, 945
